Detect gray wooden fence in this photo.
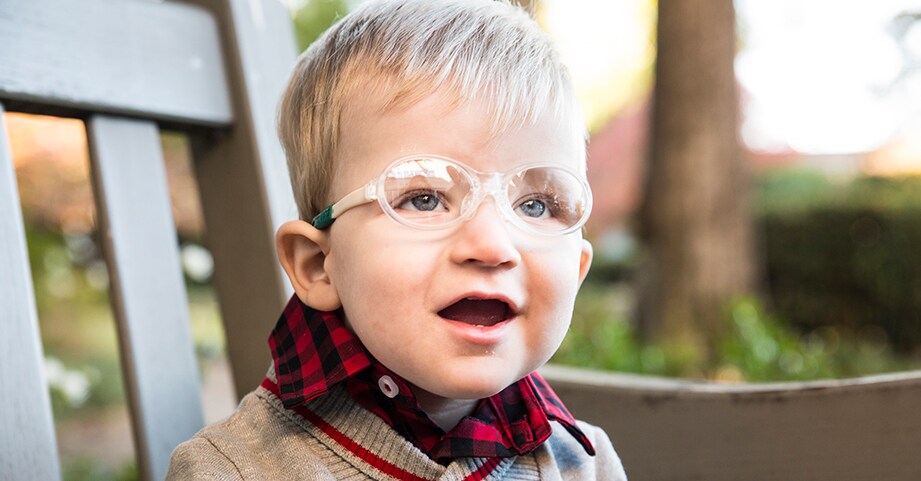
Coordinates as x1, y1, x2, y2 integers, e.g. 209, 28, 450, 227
0, 0, 295, 479
542, 364, 921, 480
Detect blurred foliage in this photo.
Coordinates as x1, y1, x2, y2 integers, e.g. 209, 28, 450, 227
291, 0, 349, 51
760, 171, 921, 353
556, 170, 921, 381
556, 285, 919, 381
24, 227, 125, 421
718, 297, 913, 382
757, 169, 921, 213
63, 457, 136, 481
754, 168, 837, 214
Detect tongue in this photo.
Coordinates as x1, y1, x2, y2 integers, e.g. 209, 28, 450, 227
439, 299, 510, 326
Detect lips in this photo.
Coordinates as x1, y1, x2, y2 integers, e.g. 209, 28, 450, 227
438, 298, 514, 326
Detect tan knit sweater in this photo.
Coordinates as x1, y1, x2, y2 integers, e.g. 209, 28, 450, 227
167, 380, 628, 480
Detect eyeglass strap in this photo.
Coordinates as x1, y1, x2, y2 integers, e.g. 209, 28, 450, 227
310, 183, 376, 229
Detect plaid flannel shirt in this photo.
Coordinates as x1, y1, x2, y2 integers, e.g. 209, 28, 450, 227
267, 295, 595, 465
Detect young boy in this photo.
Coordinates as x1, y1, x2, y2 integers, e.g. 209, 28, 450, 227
168, 0, 626, 479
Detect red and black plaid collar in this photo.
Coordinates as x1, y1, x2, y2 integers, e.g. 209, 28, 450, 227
268, 295, 595, 464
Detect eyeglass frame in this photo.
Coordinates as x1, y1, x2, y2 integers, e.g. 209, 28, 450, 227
310, 154, 593, 236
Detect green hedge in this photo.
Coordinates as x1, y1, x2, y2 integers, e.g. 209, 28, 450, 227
760, 173, 921, 352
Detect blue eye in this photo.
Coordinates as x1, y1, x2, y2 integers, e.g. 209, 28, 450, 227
394, 190, 447, 212
410, 193, 440, 211
517, 198, 547, 218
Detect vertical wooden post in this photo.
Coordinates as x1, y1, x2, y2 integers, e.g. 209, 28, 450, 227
0, 104, 62, 481
185, 0, 298, 399
87, 115, 204, 481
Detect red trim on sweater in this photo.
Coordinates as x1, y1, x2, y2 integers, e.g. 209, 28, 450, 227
261, 377, 501, 481
463, 457, 503, 481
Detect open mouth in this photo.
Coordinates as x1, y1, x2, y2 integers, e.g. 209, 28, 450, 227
438, 298, 514, 327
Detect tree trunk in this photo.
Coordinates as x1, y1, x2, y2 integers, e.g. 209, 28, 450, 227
637, 0, 756, 366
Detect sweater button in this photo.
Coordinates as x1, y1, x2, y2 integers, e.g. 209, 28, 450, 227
378, 375, 399, 398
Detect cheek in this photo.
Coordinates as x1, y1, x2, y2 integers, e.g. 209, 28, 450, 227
329, 228, 397, 292
524, 247, 584, 348
530, 243, 583, 302
327, 234, 434, 331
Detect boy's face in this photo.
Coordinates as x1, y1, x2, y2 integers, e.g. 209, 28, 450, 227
321, 92, 592, 401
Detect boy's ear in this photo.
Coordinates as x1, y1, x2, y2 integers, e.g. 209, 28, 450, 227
276, 220, 341, 311
577, 238, 593, 287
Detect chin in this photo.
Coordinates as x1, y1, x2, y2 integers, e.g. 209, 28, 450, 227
431, 371, 524, 400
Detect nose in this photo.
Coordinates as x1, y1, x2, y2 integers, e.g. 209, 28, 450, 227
448, 198, 522, 268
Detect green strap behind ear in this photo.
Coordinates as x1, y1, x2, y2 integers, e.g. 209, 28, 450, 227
311, 205, 335, 229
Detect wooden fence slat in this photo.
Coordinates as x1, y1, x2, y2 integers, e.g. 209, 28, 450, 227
542, 364, 921, 481
186, 0, 298, 398
0, 104, 62, 481
87, 115, 203, 481
0, 0, 232, 127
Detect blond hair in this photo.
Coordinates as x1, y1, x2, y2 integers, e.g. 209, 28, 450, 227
277, 0, 583, 221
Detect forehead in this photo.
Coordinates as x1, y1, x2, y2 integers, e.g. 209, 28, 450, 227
333, 91, 586, 196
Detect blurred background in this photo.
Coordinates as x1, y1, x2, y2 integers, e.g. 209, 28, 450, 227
5, 0, 921, 479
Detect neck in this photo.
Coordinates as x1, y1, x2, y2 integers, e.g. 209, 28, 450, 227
411, 387, 479, 432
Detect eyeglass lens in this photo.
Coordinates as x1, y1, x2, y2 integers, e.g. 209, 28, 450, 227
380, 158, 588, 232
